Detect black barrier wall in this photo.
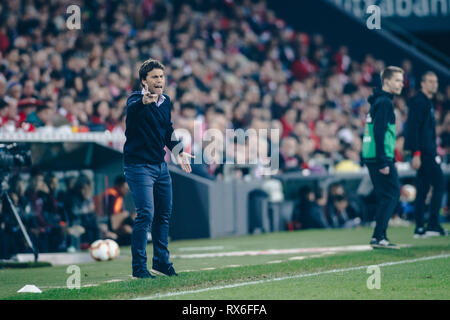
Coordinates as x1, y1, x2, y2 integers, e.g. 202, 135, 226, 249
169, 166, 261, 239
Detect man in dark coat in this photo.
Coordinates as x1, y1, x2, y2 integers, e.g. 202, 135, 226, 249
404, 71, 448, 238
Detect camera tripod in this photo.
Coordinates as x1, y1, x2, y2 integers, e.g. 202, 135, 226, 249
1, 174, 38, 262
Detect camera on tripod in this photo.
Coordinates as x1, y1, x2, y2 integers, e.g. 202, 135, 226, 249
0, 143, 37, 262
0, 143, 32, 171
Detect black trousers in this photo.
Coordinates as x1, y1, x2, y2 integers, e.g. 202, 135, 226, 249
414, 155, 444, 229
366, 162, 400, 240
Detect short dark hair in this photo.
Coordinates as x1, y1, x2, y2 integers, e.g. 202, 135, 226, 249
44, 172, 57, 186
181, 102, 197, 111
36, 104, 51, 113
30, 166, 44, 178
93, 100, 109, 116
139, 59, 165, 85
74, 174, 91, 193
114, 175, 126, 186
0, 98, 8, 110
214, 107, 225, 115
381, 66, 404, 84
421, 71, 437, 83
334, 194, 347, 202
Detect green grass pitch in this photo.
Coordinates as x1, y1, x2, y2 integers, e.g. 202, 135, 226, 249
1, 224, 449, 300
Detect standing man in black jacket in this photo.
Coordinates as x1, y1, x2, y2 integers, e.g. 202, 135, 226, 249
124, 59, 194, 278
404, 71, 448, 238
362, 66, 404, 248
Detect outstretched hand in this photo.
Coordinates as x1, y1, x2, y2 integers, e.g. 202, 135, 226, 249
379, 166, 390, 175
177, 152, 195, 173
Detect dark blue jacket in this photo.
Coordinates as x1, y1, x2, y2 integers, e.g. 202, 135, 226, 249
123, 92, 183, 165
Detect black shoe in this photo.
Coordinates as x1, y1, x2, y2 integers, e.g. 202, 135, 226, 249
370, 237, 378, 246
132, 270, 155, 279
150, 263, 178, 277
370, 237, 399, 249
425, 225, 449, 237
414, 227, 426, 239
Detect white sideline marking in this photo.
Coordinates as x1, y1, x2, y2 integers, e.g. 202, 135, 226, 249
224, 265, 242, 268
178, 246, 225, 252
288, 256, 307, 261
289, 252, 336, 261
40, 277, 131, 289
134, 254, 450, 300
267, 260, 283, 264
171, 245, 372, 259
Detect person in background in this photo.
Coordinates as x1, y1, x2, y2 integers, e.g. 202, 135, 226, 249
327, 194, 361, 228
296, 186, 329, 229
326, 181, 361, 228
362, 66, 404, 248
404, 71, 448, 238
103, 175, 134, 245
24, 168, 51, 252
89, 100, 110, 131
57, 175, 79, 251
42, 172, 67, 251
25, 104, 53, 128
279, 136, 303, 172
69, 175, 99, 249
16, 97, 40, 128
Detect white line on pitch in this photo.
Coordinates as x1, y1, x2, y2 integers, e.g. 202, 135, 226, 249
40, 277, 132, 289
178, 246, 225, 252
134, 254, 450, 300
171, 245, 373, 259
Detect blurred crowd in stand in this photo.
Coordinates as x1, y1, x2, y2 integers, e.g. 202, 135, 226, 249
1, 0, 449, 177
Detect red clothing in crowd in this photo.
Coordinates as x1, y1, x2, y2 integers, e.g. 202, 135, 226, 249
291, 56, 318, 81
0, 30, 9, 54
281, 116, 294, 138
